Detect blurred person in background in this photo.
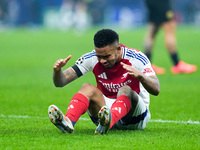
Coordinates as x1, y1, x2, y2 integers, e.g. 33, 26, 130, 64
0, 0, 8, 30
87, 0, 106, 26
28, 0, 43, 27
143, 0, 197, 74
59, 0, 90, 32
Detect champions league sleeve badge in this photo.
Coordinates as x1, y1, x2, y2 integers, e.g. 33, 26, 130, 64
76, 56, 84, 65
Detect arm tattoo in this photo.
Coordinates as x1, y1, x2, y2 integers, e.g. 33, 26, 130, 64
139, 75, 160, 96
53, 67, 78, 87
63, 68, 78, 84
63, 67, 78, 84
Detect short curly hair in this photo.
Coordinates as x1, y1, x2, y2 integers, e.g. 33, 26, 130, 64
94, 29, 119, 48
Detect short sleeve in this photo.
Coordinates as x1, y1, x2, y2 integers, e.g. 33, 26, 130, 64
74, 50, 98, 75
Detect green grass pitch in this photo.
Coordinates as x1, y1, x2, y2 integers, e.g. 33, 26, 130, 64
0, 26, 200, 149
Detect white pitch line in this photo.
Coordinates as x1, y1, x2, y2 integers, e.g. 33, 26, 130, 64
0, 114, 46, 119
149, 119, 200, 125
0, 114, 199, 125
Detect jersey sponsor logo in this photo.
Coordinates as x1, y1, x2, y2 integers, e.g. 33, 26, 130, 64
98, 72, 107, 79
98, 80, 132, 93
143, 68, 153, 74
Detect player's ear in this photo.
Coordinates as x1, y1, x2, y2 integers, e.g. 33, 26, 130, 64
117, 44, 122, 52
118, 43, 123, 49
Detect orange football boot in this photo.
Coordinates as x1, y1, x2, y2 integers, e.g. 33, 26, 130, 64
171, 61, 197, 74
151, 64, 166, 75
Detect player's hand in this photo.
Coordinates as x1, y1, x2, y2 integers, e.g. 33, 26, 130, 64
120, 62, 142, 78
53, 55, 72, 71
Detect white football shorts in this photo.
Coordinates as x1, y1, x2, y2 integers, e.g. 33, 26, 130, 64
103, 95, 151, 130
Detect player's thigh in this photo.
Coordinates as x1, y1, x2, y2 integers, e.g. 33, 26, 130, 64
163, 20, 176, 36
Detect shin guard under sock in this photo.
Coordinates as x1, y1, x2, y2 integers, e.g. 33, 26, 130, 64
110, 95, 131, 128
66, 93, 89, 125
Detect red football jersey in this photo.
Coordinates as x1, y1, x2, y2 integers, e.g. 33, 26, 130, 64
93, 59, 140, 98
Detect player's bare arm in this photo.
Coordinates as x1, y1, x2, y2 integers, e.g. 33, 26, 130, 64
137, 75, 160, 96
120, 62, 160, 96
53, 55, 78, 87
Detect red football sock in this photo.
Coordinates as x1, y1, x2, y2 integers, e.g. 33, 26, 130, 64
110, 95, 131, 128
66, 93, 89, 124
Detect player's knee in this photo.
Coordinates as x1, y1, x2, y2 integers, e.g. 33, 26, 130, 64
81, 83, 93, 91
118, 85, 139, 105
80, 83, 97, 96
117, 85, 132, 98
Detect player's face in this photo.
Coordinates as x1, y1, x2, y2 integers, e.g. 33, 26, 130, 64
95, 44, 122, 68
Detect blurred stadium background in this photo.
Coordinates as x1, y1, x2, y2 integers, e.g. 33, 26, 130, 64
0, 0, 200, 31
0, 1, 199, 149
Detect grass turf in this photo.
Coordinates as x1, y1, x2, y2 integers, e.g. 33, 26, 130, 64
0, 27, 200, 150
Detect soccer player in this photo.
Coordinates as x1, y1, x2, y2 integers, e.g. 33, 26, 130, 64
48, 29, 160, 134
143, 0, 197, 74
